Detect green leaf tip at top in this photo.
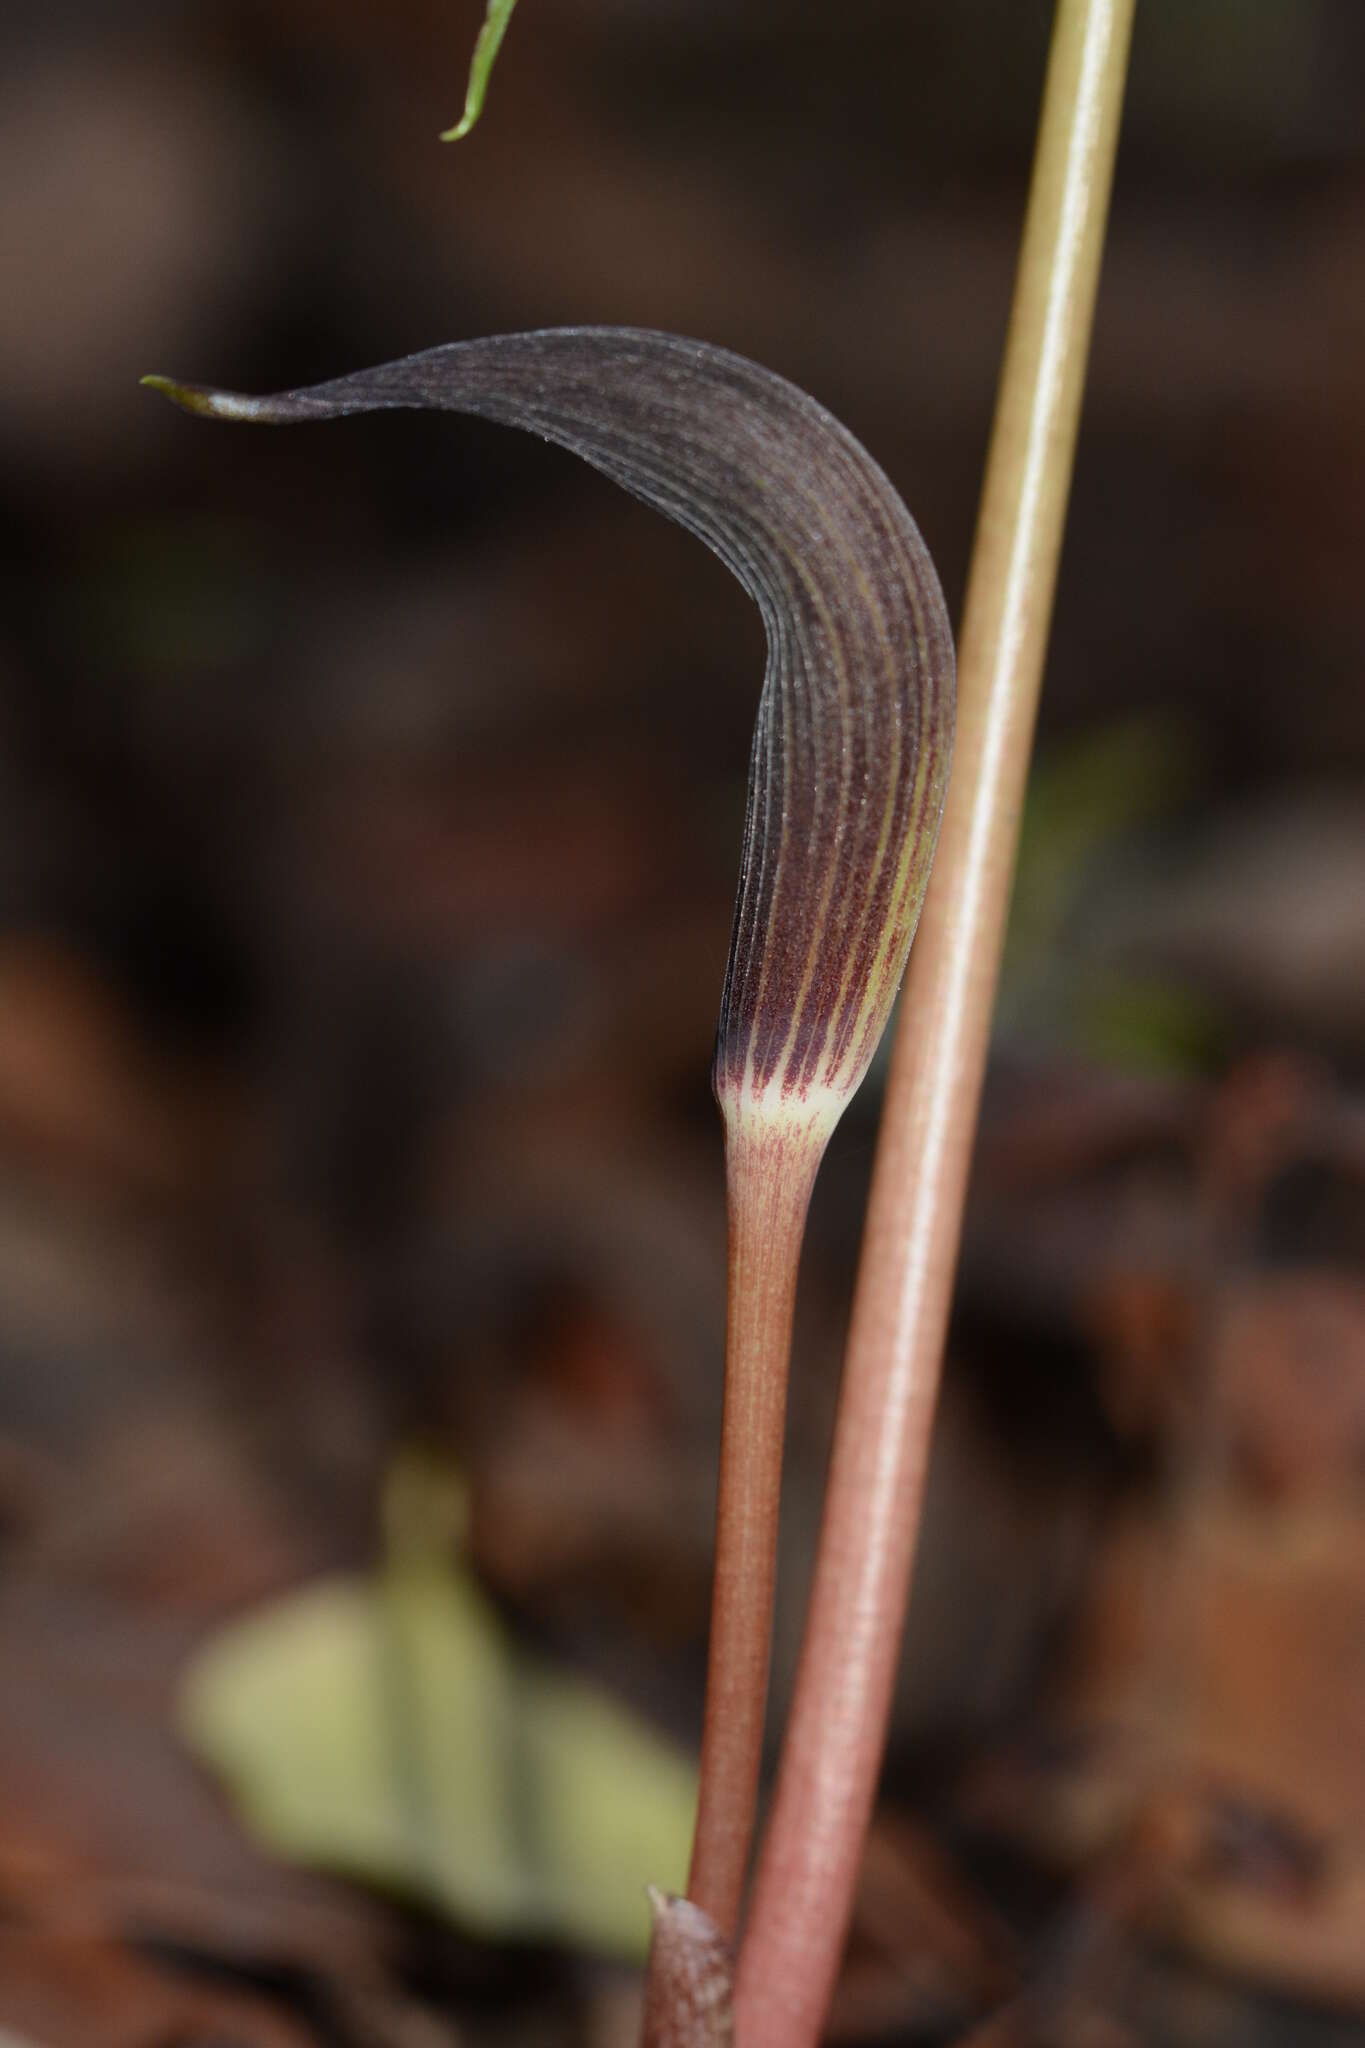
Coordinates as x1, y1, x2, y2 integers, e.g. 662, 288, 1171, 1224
142, 329, 955, 1140
442, 0, 521, 141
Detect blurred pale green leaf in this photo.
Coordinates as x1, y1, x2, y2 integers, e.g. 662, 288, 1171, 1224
180, 1551, 694, 1958
1005, 713, 1195, 985
995, 714, 1223, 1073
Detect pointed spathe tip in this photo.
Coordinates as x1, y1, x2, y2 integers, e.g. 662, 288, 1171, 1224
140, 374, 267, 422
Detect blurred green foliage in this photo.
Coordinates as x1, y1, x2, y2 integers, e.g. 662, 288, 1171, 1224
181, 1457, 695, 1958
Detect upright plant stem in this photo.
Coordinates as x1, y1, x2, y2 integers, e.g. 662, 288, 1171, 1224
734, 4, 1136, 2042
688, 1115, 829, 1936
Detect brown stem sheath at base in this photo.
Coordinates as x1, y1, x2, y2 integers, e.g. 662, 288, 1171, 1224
733, 3, 1136, 2044
686, 1106, 830, 1939
641, 1891, 735, 2048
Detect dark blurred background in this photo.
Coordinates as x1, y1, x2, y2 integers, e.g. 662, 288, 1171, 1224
2, 3, 1365, 2045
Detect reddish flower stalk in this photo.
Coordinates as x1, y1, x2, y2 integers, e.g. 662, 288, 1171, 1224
734, 4, 1137, 2043
687, 1109, 827, 1932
